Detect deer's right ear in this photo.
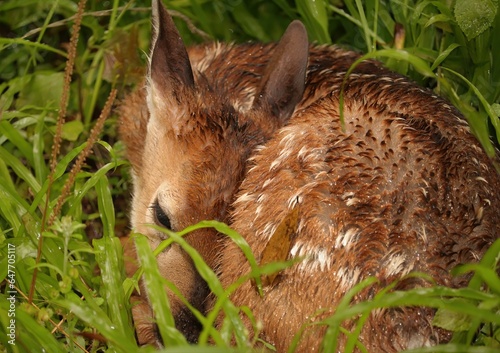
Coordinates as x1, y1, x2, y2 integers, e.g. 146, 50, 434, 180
149, 0, 194, 91
147, 0, 195, 134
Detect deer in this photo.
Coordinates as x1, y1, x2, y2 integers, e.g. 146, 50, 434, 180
118, 0, 500, 351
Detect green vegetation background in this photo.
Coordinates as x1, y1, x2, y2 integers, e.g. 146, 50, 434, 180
0, 0, 499, 352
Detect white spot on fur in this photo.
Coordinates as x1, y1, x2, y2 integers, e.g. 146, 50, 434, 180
194, 42, 225, 73
383, 253, 408, 277
346, 197, 360, 207
335, 266, 361, 289
255, 204, 263, 217
287, 194, 302, 209
475, 176, 488, 184
298, 146, 326, 165
234, 192, 255, 205
341, 191, 360, 207
269, 126, 305, 171
297, 145, 310, 159
262, 178, 273, 189
316, 248, 329, 271
256, 193, 267, 203
279, 127, 302, 148
262, 222, 277, 241
290, 241, 332, 272
417, 224, 428, 244
335, 227, 360, 248
406, 335, 432, 349
270, 147, 294, 170
233, 86, 256, 112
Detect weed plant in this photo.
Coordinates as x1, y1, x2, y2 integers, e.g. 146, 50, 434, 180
0, 1, 499, 352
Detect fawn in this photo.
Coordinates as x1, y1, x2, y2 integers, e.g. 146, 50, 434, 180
119, 0, 500, 351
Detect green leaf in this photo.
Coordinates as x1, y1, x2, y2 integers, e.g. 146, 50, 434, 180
491, 103, 500, 117
454, 0, 498, 40
61, 120, 83, 142
16, 71, 64, 109
48, 120, 84, 142
29, 142, 87, 214
433, 299, 472, 331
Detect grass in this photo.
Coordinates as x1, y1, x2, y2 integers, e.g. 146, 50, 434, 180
0, 0, 499, 352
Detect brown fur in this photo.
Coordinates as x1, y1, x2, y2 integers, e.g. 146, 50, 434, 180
118, 0, 500, 351
219, 66, 500, 351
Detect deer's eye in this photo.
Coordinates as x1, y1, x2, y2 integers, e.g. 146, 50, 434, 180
153, 199, 171, 230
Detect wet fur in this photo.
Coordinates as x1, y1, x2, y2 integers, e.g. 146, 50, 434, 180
119, 1, 500, 351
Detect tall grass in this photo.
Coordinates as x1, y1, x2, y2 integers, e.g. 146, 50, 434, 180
0, 0, 499, 352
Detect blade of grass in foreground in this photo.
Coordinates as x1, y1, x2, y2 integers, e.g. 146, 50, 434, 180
147, 224, 249, 347
56, 291, 137, 352
134, 233, 187, 346
466, 238, 500, 291
440, 67, 500, 156
184, 221, 264, 294
94, 235, 136, 345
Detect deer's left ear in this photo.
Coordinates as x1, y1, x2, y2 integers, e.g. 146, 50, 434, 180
253, 20, 309, 125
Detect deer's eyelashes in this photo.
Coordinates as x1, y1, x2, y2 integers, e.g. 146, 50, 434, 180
152, 199, 172, 230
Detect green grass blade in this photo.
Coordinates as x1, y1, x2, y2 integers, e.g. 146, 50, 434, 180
0, 119, 34, 166
150, 223, 252, 347
134, 233, 187, 346
440, 66, 500, 150
321, 277, 379, 351
56, 292, 138, 353
0, 37, 68, 58
431, 43, 460, 71
32, 112, 48, 184
66, 160, 126, 216
94, 236, 136, 347
296, 0, 330, 43
232, 2, 269, 42
464, 238, 500, 291
95, 174, 115, 238
0, 145, 40, 193
28, 143, 87, 214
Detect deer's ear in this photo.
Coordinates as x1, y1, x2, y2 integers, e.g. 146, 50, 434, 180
253, 20, 309, 124
149, 0, 194, 93
147, 0, 195, 135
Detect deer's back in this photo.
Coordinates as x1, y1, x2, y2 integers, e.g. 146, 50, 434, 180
218, 45, 500, 352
